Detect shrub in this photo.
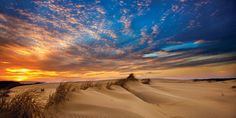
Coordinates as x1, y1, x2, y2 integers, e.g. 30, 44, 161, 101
7, 89, 44, 118
114, 73, 138, 87
40, 88, 45, 92
45, 82, 73, 109
126, 73, 137, 81
114, 79, 127, 87
232, 85, 236, 89
0, 97, 9, 112
140, 79, 151, 84
79, 81, 93, 90
0, 89, 10, 97
106, 81, 114, 90
79, 81, 104, 90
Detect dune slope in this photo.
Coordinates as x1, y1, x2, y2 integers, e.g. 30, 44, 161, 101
7, 79, 236, 118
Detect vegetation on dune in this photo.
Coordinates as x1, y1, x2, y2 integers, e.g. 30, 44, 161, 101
0, 89, 10, 98
126, 73, 138, 81
0, 89, 45, 118
106, 81, 115, 90
114, 79, 126, 87
140, 79, 151, 84
114, 73, 138, 86
0, 96, 9, 112
192, 78, 236, 82
0, 74, 151, 118
45, 82, 74, 109
60, 74, 148, 91
10, 89, 44, 118
79, 81, 93, 90
79, 81, 104, 90
105, 73, 151, 89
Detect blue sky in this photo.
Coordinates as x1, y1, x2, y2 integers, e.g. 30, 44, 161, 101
0, 0, 236, 81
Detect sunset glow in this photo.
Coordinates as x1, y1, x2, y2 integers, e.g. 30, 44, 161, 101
15, 76, 28, 82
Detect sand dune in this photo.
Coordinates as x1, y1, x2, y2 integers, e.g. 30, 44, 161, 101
4, 79, 236, 118
150, 80, 236, 118
46, 85, 167, 118
124, 81, 183, 105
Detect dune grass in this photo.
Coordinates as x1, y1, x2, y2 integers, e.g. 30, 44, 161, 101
79, 81, 93, 90
10, 89, 44, 118
79, 81, 104, 90
0, 96, 9, 113
77, 74, 147, 90
106, 81, 115, 90
113, 73, 138, 87
0, 89, 10, 98
0, 89, 10, 112
0, 89, 45, 118
45, 82, 74, 109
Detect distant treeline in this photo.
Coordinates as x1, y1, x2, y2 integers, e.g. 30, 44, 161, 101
193, 78, 236, 82
0, 81, 44, 89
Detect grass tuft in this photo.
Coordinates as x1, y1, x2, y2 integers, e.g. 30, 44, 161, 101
79, 81, 93, 90
79, 81, 104, 90
0, 89, 10, 98
0, 89, 45, 118
126, 73, 137, 81
114, 73, 138, 87
45, 82, 73, 109
105, 81, 114, 90
0, 96, 9, 112
140, 79, 151, 84
231, 85, 236, 89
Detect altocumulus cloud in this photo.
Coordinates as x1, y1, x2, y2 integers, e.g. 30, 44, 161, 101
0, 0, 236, 81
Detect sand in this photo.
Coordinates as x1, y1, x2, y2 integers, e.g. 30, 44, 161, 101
8, 79, 236, 118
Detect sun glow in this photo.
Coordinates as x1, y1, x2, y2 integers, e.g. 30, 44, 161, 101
6, 68, 31, 73
4, 68, 59, 81
15, 76, 28, 81
6, 68, 58, 76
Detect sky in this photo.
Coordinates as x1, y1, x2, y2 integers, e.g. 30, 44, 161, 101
0, 0, 236, 82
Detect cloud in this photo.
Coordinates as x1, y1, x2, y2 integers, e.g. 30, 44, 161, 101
162, 41, 203, 51
135, 0, 152, 16
194, 39, 205, 44
119, 15, 133, 34
139, 24, 159, 45
0, 0, 235, 81
143, 50, 181, 58
151, 24, 159, 36
96, 7, 106, 14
